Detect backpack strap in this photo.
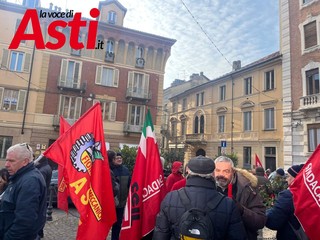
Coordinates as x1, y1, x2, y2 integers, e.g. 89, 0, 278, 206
178, 188, 225, 211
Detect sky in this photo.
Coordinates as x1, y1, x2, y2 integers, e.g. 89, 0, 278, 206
9, 0, 280, 89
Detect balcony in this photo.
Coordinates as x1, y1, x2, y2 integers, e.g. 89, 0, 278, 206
300, 94, 320, 110
57, 80, 87, 93
160, 124, 169, 135
126, 88, 151, 101
185, 133, 207, 144
123, 122, 142, 134
105, 52, 114, 63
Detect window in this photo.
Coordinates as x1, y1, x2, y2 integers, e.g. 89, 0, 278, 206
0, 88, 26, 111
128, 72, 150, 99
106, 40, 114, 53
172, 102, 177, 113
243, 147, 251, 169
244, 77, 252, 95
2, 50, 30, 72
218, 115, 225, 133
0, 136, 13, 159
15, 19, 26, 44
182, 98, 187, 110
264, 108, 275, 130
95, 66, 119, 87
194, 114, 204, 134
219, 85, 226, 101
108, 11, 116, 24
181, 119, 186, 136
303, 0, 313, 4
304, 21, 317, 49
308, 124, 320, 152
59, 59, 82, 88
243, 111, 252, 131
136, 46, 144, 59
171, 120, 177, 137
196, 92, 204, 106
128, 105, 145, 126
59, 95, 82, 120
306, 68, 319, 95
265, 70, 275, 91
93, 100, 117, 121
70, 34, 82, 56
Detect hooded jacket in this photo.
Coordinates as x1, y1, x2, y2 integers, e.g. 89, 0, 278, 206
166, 161, 183, 191
0, 163, 47, 240
217, 168, 267, 240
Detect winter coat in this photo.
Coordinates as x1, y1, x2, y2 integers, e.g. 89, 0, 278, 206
35, 157, 52, 190
111, 164, 131, 208
153, 176, 247, 240
0, 163, 47, 240
266, 189, 300, 240
217, 168, 267, 240
166, 161, 183, 191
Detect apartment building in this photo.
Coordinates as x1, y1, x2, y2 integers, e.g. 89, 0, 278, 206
0, 0, 175, 165
167, 53, 283, 171
280, 0, 320, 168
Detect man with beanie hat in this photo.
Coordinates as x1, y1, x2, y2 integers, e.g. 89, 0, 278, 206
266, 164, 306, 240
153, 156, 247, 239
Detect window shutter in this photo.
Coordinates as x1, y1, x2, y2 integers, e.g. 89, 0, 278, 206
113, 69, 119, 87
0, 87, 3, 106
60, 59, 67, 85
17, 90, 26, 111
304, 21, 317, 49
128, 71, 134, 88
74, 62, 81, 88
1, 49, 9, 69
95, 65, 102, 84
108, 101, 117, 121
75, 97, 82, 119
144, 74, 149, 96
23, 53, 31, 72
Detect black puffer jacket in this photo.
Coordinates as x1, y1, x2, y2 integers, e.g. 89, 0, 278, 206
153, 176, 247, 240
0, 163, 47, 240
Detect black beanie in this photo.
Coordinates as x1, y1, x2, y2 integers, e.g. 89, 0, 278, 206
287, 164, 304, 178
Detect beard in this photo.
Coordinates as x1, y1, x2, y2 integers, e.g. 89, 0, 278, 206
215, 176, 230, 188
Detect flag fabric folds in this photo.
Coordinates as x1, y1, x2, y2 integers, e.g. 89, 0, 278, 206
290, 145, 320, 240
43, 103, 116, 240
57, 116, 71, 212
255, 154, 267, 178
120, 109, 166, 240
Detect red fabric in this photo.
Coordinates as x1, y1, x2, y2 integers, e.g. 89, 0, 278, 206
170, 178, 186, 191
57, 116, 71, 212
290, 145, 320, 240
166, 161, 183, 191
120, 109, 166, 240
43, 104, 116, 240
228, 183, 233, 198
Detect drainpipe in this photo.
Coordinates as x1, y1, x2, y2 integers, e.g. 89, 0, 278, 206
231, 74, 234, 153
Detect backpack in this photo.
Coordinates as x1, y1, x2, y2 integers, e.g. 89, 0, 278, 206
178, 188, 224, 240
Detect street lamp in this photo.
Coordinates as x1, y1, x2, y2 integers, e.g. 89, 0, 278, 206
46, 183, 55, 221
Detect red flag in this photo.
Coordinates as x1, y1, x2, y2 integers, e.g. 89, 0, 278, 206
120, 109, 166, 240
43, 104, 116, 240
255, 154, 267, 178
57, 116, 71, 212
290, 145, 320, 240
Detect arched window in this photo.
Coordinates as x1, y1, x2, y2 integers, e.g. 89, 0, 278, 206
106, 39, 114, 53
194, 112, 205, 134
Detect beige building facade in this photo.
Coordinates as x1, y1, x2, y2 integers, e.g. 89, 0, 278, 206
168, 53, 283, 171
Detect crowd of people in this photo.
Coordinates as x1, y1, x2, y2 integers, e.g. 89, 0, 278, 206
0, 142, 308, 240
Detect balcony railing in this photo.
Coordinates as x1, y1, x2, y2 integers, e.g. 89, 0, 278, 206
185, 133, 207, 144
58, 79, 87, 93
123, 123, 142, 133
300, 94, 320, 110
126, 88, 151, 101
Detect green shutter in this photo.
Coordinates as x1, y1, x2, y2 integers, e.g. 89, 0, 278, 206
23, 53, 31, 72
108, 101, 117, 121
17, 90, 26, 111
1, 49, 9, 69
95, 65, 102, 84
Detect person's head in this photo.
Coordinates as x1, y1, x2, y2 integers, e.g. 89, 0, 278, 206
107, 150, 116, 165
255, 167, 265, 177
5, 143, 33, 176
265, 168, 271, 176
276, 168, 285, 177
214, 156, 235, 188
171, 161, 183, 174
287, 164, 304, 185
0, 168, 9, 191
113, 152, 123, 166
187, 155, 215, 180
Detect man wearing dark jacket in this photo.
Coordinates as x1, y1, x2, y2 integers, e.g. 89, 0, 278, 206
214, 156, 266, 240
153, 156, 247, 240
0, 143, 47, 240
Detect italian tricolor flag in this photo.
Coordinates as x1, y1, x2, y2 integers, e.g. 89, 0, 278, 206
120, 109, 166, 240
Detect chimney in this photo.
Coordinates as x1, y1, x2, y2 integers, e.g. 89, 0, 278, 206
54, 5, 58, 11
49, 2, 53, 10
232, 60, 241, 71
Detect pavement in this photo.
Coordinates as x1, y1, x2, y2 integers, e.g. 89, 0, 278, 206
43, 207, 276, 240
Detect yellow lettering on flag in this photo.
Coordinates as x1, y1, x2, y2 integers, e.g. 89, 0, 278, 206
81, 150, 92, 175
58, 177, 67, 192
70, 177, 87, 194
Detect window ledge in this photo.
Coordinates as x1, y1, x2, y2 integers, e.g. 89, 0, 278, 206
303, 45, 320, 54
263, 128, 276, 131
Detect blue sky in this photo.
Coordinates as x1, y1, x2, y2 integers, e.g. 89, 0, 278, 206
10, 0, 279, 89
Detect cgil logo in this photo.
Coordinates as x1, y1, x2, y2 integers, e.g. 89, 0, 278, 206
9, 8, 100, 50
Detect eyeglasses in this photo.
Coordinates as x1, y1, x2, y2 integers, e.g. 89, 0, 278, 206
20, 143, 31, 153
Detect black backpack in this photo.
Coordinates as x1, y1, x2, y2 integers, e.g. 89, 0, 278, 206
178, 188, 224, 240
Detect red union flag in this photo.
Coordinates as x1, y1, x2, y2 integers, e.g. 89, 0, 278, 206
57, 116, 71, 212
120, 109, 166, 240
43, 104, 116, 240
290, 145, 320, 240
255, 154, 263, 168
